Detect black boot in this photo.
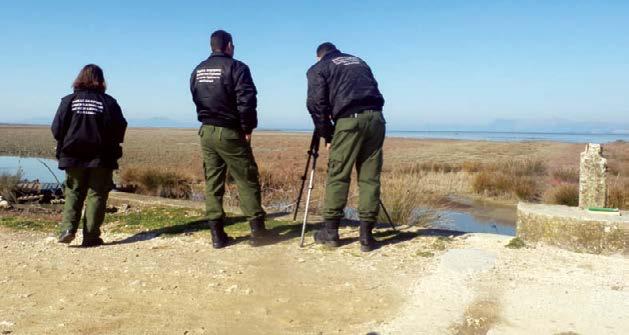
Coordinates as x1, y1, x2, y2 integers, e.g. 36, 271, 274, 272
359, 221, 378, 252
81, 236, 104, 247
313, 219, 340, 247
58, 229, 76, 244
249, 218, 277, 247
209, 220, 230, 249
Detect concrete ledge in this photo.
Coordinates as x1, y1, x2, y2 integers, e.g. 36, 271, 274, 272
108, 191, 204, 210
516, 202, 628, 255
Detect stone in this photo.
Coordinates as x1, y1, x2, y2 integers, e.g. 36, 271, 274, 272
0, 196, 10, 209
516, 203, 628, 255
579, 143, 607, 209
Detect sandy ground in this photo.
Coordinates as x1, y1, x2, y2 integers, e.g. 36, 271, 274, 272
1, 226, 627, 335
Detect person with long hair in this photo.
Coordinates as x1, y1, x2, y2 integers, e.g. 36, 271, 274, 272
52, 64, 127, 247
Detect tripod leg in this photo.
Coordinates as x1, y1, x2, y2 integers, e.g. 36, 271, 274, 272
299, 166, 317, 247
293, 152, 312, 221
379, 200, 396, 231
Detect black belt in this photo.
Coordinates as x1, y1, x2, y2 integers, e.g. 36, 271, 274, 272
341, 109, 381, 118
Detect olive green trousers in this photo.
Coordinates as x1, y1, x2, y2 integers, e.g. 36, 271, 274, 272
323, 110, 386, 222
199, 125, 265, 222
60, 167, 113, 238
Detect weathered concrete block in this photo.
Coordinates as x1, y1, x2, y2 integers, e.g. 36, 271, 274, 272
516, 202, 628, 255
579, 143, 607, 209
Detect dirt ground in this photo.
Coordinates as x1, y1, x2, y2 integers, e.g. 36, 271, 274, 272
1, 226, 627, 335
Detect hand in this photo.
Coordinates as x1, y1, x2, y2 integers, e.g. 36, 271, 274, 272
326, 143, 331, 150
245, 133, 252, 143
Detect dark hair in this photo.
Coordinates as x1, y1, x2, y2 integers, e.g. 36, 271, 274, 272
316, 42, 338, 57
211, 30, 233, 52
72, 64, 106, 93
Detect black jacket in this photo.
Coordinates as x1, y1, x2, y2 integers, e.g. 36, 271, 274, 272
51, 89, 127, 169
190, 52, 258, 134
306, 49, 384, 142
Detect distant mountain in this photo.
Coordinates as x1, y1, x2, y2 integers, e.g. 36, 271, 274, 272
405, 118, 629, 134
4, 116, 628, 134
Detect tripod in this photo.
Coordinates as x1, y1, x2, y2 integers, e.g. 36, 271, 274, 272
293, 131, 396, 247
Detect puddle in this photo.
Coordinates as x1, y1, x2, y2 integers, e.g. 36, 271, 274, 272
344, 196, 516, 236
433, 210, 515, 236
0, 156, 63, 183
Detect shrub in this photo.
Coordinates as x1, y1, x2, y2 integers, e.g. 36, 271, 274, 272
472, 169, 539, 201
608, 180, 628, 209
491, 159, 546, 177
552, 168, 579, 183
472, 171, 493, 194
511, 177, 537, 201
0, 169, 23, 203
379, 172, 439, 227
120, 167, 192, 199
545, 184, 579, 207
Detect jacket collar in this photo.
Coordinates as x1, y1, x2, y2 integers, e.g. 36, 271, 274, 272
321, 49, 341, 61
210, 51, 233, 58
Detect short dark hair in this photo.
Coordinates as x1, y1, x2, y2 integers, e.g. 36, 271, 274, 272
211, 30, 233, 52
316, 42, 338, 57
72, 64, 106, 93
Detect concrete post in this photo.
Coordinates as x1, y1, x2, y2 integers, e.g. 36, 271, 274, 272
579, 143, 607, 209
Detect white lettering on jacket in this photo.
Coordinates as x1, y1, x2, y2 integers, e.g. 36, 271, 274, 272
332, 57, 361, 66
72, 99, 103, 115
196, 68, 222, 83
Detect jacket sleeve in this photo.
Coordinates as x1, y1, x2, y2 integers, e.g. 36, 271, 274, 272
306, 66, 334, 143
51, 96, 72, 141
189, 68, 196, 96
233, 63, 258, 134
108, 99, 128, 144
51, 96, 73, 158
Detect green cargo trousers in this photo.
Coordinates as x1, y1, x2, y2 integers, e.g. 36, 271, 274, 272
60, 167, 113, 238
323, 110, 386, 223
199, 125, 265, 222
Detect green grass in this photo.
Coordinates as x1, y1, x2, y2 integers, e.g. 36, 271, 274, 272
0, 215, 58, 231
431, 236, 453, 250
415, 250, 435, 257
1, 206, 298, 238
104, 206, 298, 237
505, 237, 526, 249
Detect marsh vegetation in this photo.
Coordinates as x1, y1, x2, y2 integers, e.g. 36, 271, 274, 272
1, 126, 627, 219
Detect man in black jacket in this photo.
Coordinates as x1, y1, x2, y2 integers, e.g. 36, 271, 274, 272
52, 64, 127, 247
307, 42, 386, 252
190, 30, 273, 248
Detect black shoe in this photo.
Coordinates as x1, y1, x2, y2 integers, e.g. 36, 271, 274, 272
82, 237, 104, 247
249, 218, 277, 247
209, 220, 231, 249
313, 219, 340, 247
58, 230, 76, 244
359, 221, 378, 252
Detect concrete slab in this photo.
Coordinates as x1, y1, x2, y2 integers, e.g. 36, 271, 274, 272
516, 202, 628, 255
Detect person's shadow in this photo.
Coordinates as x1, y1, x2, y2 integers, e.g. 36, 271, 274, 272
327, 219, 465, 249
106, 210, 464, 248
108, 215, 251, 246
108, 211, 302, 246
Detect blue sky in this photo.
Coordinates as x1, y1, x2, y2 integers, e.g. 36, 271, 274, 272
0, 1, 627, 130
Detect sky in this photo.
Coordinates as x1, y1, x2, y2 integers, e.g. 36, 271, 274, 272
0, 0, 627, 131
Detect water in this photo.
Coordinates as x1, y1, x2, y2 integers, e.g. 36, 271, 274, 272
432, 211, 515, 236
0, 156, 64, 183
344, 199, 517, 236
386, 131, 629, 144
432, 196, 517, 236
